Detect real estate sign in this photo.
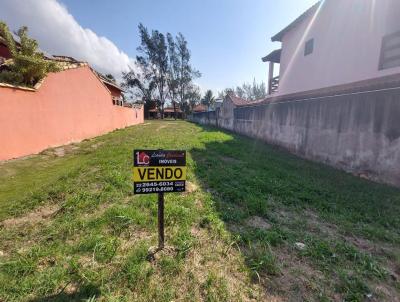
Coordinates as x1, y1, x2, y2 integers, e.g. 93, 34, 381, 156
133, 150, 186, 194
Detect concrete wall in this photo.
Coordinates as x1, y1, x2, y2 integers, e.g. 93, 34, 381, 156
218, 98, 235, 131
189, 111, 218, 127
278, 0, 400, 96
189, 98, 237, 130
0, 66, 144, 161
191, 88, 400, 188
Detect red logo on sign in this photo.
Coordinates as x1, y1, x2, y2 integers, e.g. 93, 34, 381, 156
137, 151, 150, 165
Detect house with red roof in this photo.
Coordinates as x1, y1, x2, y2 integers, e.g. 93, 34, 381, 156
148, 103, 183, 119
192, 104, 208, 113
216, 93, 248, 130
0, 39, 143, 161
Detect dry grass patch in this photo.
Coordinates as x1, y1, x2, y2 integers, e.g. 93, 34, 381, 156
1, 204, 60, 229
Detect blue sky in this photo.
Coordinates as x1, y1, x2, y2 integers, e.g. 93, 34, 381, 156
1, 0, 317, 93
60, 0, 316, 92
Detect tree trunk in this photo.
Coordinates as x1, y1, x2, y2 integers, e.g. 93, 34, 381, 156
174, 102, 177, 120
159, 102, 164, 119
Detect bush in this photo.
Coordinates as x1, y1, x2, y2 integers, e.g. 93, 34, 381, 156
0, 21, 60, 87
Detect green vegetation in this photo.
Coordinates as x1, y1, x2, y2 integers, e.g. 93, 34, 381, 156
218, 78, 268, 101
123, 24, 201, 118
0, 22, 60, 87
201, 90, 215, 112
0, 121, 399, 301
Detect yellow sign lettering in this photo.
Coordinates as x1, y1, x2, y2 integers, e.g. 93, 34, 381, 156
133, 166, 187, 182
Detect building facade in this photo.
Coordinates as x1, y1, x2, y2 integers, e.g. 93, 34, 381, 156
263, 0, 400, 96
0, 60, 143, 161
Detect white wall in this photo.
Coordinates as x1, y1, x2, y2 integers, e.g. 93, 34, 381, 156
277, 0, 400, 96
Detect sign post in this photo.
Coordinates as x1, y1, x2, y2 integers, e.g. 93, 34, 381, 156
158, 192, 164, 249
133, 150, 186, 250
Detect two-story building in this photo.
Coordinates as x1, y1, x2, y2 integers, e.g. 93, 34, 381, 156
263, 0, 400, 96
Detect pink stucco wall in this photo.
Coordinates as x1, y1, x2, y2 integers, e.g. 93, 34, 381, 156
0, 66, 144, 161
277, 0, 400, 96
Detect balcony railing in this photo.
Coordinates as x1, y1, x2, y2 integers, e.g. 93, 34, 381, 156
269, 76, 279, 94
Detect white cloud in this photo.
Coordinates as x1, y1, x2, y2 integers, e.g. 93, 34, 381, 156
0, 0, 135, 78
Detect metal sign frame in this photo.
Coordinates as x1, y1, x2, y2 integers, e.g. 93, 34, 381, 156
133, 149, 186, 249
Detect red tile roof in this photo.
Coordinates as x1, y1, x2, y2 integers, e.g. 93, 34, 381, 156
226, 94, 248, 106
164, 106, 183, 113
193, 104, 208, 112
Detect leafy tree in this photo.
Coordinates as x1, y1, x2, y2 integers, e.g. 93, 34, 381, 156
122, 68, 156, 117
185, 84, 201, 114
167, 32, 200, 119
218, 79, 267, 101
0, 22, 60, 87
250, 78, 267, 100
217, 87, 234, 99
235, 86, 246, 99
124, 24, 200, 119
136, 23, 169, 119
166, 33, 180, 119
202, 90, 215, 112
175, 34, 200, 111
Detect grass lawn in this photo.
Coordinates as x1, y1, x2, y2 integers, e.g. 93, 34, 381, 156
0, 120, 399, 301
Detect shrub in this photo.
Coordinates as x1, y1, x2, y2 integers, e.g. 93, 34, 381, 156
0, 21, 60, 87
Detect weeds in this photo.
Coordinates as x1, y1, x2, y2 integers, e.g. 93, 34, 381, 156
0, 121, 399, 301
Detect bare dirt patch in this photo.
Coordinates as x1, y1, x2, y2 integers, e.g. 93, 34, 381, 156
185, 181, 198, 194
82, 202, 114, 220
0, 167, 19, 178
63, 282, 80, 295
1, 204, 60, 229
91, 142, 104, 149
53, 147, 66, 157
303, 210, 399, 261
246, 216, 272, 230
180, 226, 267, 301
366, 281, 400, 302
265, 246, 330, 301
40, 144, 80, 158
156, 124, 167, 131
119, 228, 152, 253
303, 210, 339, 238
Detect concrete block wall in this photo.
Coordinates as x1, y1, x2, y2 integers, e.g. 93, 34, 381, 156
190, 88, 400, 187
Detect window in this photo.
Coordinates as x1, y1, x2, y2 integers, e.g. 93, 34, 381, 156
304, 38, 314, 56
379, 31, 400, 70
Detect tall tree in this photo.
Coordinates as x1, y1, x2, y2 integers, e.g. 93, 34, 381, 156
202, 90, 215, 112
218, 79, 267, 101
124, 25, 200, 119
250, 78, 267, 100
166, 33, 179, 119
0, 22, 59, 87
136, 23, 169, 119
176, 33, 201, 110
122, 68, 156, 117
167, 32, 200, 119
185, 84, 201, 115
217, 88, 234, 99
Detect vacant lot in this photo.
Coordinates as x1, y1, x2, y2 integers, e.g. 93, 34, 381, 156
0, 120, 399, 301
